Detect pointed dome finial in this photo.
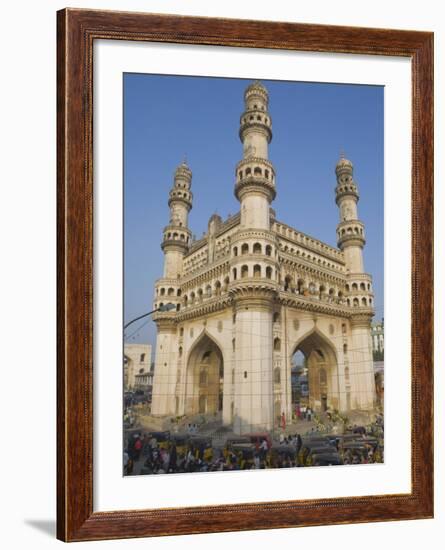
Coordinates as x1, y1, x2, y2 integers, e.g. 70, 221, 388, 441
336, 151, 353, 175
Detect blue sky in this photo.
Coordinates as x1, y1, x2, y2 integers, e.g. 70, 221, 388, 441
124, 74, 384, 349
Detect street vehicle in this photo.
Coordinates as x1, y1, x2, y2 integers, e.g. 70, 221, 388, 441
297, 440, 334, 466
170, 434, 190, 456
302, 445, 338, 466
224, 436, 250, 457
190, 436, 213, 461
270, 444, 297, 465
311, 451, 343, 466
148, 430, 171, 449
245, 432, 272, 450
230, 443, 256, 468
339, 441, 370, 463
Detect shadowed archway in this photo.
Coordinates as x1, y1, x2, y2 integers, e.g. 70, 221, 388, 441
185, 332, 224, 416
291, 329, 339, 412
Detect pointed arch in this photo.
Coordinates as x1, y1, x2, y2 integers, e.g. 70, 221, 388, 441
186, 329, 225, 367
185, 330, 225, 416
290, 327, 339, 412
291, 327, 338, 363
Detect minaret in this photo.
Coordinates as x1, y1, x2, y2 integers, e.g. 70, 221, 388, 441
335, 155, 376, 411
151, 161, 192, 417
230, 82, 278, 434
335, 155, 365, 273
235, 82, 276, 230
160, 161, 193, 278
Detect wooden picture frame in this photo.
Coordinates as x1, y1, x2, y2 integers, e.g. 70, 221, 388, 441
57, 8, 433, 542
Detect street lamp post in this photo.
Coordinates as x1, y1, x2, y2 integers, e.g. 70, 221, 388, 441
124, 303, 176, 330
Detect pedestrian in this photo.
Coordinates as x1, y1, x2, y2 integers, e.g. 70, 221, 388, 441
134, 436, 142, 460
259, 438, 268, 460
296, 434, 302, 453
296, 403, 301, 420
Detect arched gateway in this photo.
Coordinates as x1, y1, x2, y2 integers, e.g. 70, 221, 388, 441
292, 330, 339, 413
185, 333, 224, 416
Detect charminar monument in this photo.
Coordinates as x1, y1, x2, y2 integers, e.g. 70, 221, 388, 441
150, 81, 377, 434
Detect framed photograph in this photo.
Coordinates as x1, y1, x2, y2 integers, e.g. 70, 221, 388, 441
57, 8, 433, 542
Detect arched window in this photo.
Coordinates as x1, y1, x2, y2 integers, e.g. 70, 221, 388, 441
224, 276, 230, 290
197, 288, 203, 300
254, 166, 262, 175
233, 246, 238, 257
253, 242, 262, 254
241, 243, 249, 255
140, 353, 145, 363
215, 280, 221, 295
265, 245, 272, 256
178, 347, 183, 358
342, 323, 347, 334
353, 298, 359, 307
274, 337, 281, 352
168, 287, 174, 296
265, 169, 269, 179
245, 167, 252, 176
241, 265, 248, 278
343, 343, 348, 354
352, 283, 358, 291
273, 312, 280, 323
199, 370, 208, 385
297, 279, 304, 294
360, 283, 366, 291
362, 297, 367, 306
266, 266, 272, 279
180, 327, 184, 337
177, 289, 182, 296
274, 368, 281, 384
190, 292, 195, 304
253, 264, 261, 277
284, 275, 292, 291
206, 285, 212, 297
160, 288, 165, 296
176, 304, 180, 311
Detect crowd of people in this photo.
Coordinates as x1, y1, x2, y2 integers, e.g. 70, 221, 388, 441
124, 417, 383, 475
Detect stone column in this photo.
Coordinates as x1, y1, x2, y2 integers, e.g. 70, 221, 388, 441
349, 315, 376, 410
232, 290, 274, 434
150, 318, 177, 416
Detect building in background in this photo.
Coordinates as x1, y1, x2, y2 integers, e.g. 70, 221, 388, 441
124, 343, 152, 392
150, 82, 378, 434
371, 318, 384, 361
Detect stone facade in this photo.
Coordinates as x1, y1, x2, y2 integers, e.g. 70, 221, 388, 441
151, 82, 377, 434
371, 319, 384, 356
124, 343, 152, 391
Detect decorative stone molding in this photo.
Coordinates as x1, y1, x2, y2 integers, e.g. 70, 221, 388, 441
234, 175, 276, 202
